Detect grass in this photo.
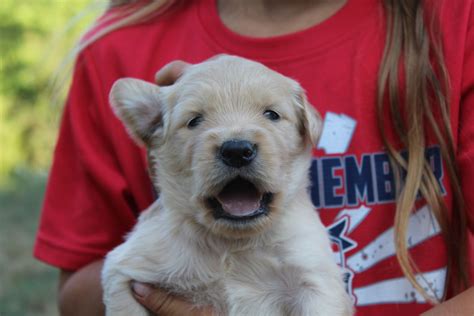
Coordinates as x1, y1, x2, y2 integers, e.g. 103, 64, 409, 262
0, 169, 58, 316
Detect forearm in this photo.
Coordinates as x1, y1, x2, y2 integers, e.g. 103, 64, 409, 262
58, 259, 105, 316
421, 287, 474, 316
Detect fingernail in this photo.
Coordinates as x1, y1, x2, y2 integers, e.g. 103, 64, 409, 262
132, 281, 152, 297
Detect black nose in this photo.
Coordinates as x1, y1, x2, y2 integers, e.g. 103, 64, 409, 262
219, 140, 257, 168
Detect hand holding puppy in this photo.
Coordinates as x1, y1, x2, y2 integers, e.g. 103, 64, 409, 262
132, 282, 214, 316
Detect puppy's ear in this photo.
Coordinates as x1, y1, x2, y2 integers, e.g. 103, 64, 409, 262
110, 78, 166, 146
295, 91, 323, 147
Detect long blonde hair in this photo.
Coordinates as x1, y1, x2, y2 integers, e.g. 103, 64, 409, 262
378, 0, 468, 301
78, 0, 468, 302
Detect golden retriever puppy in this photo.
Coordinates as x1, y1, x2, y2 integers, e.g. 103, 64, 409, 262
103, 55, 353, 316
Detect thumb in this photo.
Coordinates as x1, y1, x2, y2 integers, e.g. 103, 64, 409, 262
132, 281, 213, 316
154, 60, 190, 86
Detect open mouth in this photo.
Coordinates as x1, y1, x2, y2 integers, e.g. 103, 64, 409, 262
207, 177, 273, 222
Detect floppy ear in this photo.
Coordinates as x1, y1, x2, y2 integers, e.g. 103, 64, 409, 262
295, 92, 323, 147
109, 78, 165, 146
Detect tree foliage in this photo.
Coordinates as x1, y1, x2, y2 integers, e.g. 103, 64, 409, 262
0, 0, 104, 184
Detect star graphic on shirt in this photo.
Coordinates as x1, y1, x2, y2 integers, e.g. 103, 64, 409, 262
328, 217, 357, 254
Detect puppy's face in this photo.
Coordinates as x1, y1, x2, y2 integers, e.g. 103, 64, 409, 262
110, 56, 321, 239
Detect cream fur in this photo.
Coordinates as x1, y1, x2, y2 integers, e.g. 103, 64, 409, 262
103, 55, 353, 316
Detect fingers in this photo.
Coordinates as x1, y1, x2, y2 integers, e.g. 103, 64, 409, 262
132, 282, 173, 314
155, 60, 191, 86
132, 282, 214, 316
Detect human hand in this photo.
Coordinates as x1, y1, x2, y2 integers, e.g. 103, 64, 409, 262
155, 60, 191, 86
132, 282, 215, 316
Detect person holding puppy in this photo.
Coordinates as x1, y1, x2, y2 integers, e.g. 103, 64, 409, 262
34, 0, 474, 315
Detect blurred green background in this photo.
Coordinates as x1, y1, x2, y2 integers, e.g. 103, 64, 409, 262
0, 1, 103, 315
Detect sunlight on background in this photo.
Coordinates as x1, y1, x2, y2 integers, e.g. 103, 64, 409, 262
0, 1, 105, 314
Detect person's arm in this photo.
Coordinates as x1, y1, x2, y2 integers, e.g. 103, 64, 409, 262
58, 261, 105, 316
58, 261, 213, 316
421, 287, 474, 316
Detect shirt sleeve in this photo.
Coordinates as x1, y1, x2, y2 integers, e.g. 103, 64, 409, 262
34, 50, 140, 270
457, 2, 474, 284
458, 4, 474, 235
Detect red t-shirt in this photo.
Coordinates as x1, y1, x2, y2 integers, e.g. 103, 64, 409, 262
35, 0, 474, 314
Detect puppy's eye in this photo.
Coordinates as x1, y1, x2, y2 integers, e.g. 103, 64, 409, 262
263, 110, 280, 121
187, 115, 203, 128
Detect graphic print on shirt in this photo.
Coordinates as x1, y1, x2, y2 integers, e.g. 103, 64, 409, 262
315, 112, 447, 305
318, 112, 357, 155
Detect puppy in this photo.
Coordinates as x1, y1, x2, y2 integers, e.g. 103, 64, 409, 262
102, 55, 353, 316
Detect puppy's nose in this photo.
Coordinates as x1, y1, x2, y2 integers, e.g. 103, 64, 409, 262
219, 140, 257, 168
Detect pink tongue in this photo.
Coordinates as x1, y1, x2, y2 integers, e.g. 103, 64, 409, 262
217, 179, 261, 216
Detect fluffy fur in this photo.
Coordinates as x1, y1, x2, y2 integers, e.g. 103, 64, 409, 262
102, 55, 353, 316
